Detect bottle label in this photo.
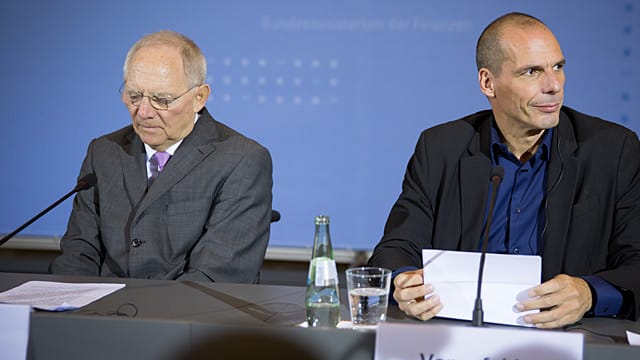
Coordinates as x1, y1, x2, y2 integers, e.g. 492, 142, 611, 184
314, 257, 338, 287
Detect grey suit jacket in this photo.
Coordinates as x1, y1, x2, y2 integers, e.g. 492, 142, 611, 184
369, 106, 640, 320
51, 108, 273, 283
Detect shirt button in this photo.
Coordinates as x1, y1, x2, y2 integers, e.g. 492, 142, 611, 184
515, 208, 522, 213
131, 238, 143, 247
513, 248, 520, 254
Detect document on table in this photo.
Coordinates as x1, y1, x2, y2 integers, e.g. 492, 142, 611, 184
0, 281, 125, 311
628, 330, 640, 346
422, 249, 541, 327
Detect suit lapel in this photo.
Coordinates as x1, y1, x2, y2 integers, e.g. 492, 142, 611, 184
135, 110, 219, 217
459, 118, 492, 251
542, 111, 578, 279
120, 131, 148, 207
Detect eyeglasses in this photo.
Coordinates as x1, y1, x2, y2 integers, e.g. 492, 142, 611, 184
119, 82, 200, 111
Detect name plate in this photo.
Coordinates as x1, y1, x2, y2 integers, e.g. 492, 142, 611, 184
0, 303, 31, 360
375, 322, 583, 360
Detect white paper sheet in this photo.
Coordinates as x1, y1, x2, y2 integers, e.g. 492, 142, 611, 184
422, 249, 541, 327
0, 303, 31, 360
627, 330, 640, 346
0, 281, 125, 311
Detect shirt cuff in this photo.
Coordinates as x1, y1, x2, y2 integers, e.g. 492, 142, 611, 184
581, 275, 623, 317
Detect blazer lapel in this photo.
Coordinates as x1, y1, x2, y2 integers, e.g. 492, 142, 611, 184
459, 118, 492, 251
542, 112, 579, 280
120, 130, 148, 207
135, 112, 218, 217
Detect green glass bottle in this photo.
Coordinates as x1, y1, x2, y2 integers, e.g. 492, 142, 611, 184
305, 215, 341, 327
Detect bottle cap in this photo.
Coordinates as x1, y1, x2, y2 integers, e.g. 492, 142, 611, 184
314, 215, 330, 225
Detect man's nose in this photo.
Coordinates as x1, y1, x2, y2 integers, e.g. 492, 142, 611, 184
542, 71, 562, 94
137, 96, 156, 117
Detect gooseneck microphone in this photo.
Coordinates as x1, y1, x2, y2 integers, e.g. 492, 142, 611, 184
471, 166, 504, 327
0, 173, 97, 247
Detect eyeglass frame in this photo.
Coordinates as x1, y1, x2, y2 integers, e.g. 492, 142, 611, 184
119, 82, 201, 111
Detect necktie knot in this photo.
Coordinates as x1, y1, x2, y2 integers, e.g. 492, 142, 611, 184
153, 151, 171, 172
149, 151, 171, 185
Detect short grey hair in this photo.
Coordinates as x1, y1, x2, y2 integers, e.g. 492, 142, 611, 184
123, 30, 207, 87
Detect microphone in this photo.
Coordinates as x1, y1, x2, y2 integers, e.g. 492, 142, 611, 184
0, 173, 97, 247
270, 210, 281, 223
471, 166, 504, 327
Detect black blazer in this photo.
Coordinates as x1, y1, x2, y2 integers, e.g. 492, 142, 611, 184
368, 106, 640, 320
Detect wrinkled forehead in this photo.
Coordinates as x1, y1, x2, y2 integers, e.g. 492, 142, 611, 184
126, 45, 189, 91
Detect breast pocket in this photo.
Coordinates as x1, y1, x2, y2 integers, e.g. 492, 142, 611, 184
165, 189, 214, 246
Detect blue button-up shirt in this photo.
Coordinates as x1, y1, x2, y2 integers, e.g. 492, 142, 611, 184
485, 124, 551, 255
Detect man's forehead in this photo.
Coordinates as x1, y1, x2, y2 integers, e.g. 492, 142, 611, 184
126, 46, 187, 89
501, 30, 563, 65
130, 45, 183, 69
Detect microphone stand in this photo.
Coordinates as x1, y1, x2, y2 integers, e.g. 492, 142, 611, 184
0, 174, 96, 247
471, 166, 504, 327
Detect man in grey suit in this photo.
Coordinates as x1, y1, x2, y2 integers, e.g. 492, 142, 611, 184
51, 31, 273, 283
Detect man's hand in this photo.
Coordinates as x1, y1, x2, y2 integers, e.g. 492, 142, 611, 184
517, 274, 592, 328
394, 268, 442, 321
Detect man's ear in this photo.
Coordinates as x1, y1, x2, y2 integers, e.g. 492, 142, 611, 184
193, 84, 211, 112
478, 68, 495, 98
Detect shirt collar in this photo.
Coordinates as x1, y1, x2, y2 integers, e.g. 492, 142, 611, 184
143, 113, 200, 160
490, 120, 553, 165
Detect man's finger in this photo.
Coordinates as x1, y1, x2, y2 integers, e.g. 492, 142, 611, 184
528, 277, 562, 298
403, 294, 442, 320
394, 269, 424, 288
394, 283, 433, 303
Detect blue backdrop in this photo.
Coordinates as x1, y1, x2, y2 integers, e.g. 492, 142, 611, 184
1, 0, 638, 251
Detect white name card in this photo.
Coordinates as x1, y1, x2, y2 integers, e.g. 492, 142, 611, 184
0, 303, 31, 360
375, 322, 583, 360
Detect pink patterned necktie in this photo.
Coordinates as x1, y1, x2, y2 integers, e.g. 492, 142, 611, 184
149, 151, 171, 185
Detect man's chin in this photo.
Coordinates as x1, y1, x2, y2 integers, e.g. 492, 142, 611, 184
138, 134, 167, 149
536, 112, 561, 129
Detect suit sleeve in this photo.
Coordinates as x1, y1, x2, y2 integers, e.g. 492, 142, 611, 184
595, 131, 640, 320
176, 141, 273, 283
50, 140, 103, 276
368, 132, 434, 271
